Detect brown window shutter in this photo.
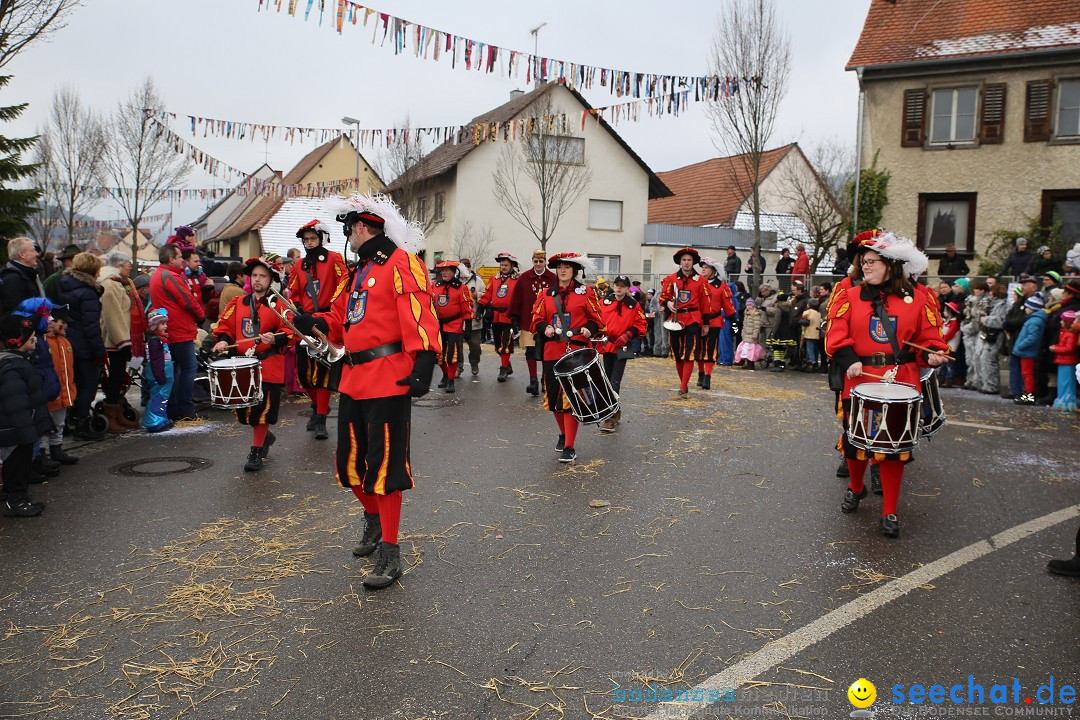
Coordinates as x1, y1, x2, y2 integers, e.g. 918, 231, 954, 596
901, 88, 927, 147
979, 83, 1006, 144
1024, 79, 1054, 142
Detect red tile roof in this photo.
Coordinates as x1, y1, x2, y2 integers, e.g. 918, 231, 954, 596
647, 144, 796, 227
848, 0, 1080, 69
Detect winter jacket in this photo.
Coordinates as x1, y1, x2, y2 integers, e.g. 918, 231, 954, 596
150, 264, 205, 343
99, 265, 133, 351
1000, 249, 1034, 278
791, 251, 810, 279
801, 309, 822, 340
741, 307, 763, 342
724, 254, 742, 280
979, 296, 1009, 341
1049, 327, 1079, 365
57, 269, 105, 361
759, 293, 779, 332
775, 256, 795, 276
1011, 311, 1048, 358
937, 254, 969, 283
0, 350, 53, 446
1032, 255, 1060, 276
46, 333, 75, 411
0, 261, 46, 312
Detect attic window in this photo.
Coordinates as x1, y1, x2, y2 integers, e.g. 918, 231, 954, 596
929, 87, 977, 145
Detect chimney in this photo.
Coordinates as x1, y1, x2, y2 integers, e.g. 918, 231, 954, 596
510, 89, 525, 100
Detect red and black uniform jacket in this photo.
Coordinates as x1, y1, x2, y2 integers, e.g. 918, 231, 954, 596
287, 247, 349, 313
478, 272, 519, 324
530, 281, 605, 362
214, 293, 295, 384
314, 234, 442, 401
508, 268, 557, 328
149, 265, 205, 344
702, 278, 736, 329
598, 295, 648, 354
659, 270, 711, 327
430, 279, 475, 334
825, 283, 947, 399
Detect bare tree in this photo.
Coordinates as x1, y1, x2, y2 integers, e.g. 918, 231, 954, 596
706, 0, 790, 290
38, 86, 105, 252
99, 77, 189, 262
778, 140, 852, 271
380, 117, 437, 237
492, 92, 592, 253
450, 219, 496, 267
27, 131, 58, 248
0, 0, 80, 69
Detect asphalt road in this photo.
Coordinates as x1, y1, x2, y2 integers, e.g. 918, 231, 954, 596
0, 354, 1077, 720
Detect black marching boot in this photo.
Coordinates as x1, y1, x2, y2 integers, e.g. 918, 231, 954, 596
445, 379, 455, 393
697, 371, 705, 388
362, 542, 403, 589
352, 512, 383, 557
497, 366, 508, 383
305, 413, 318, 431
50, 444, 79, 465
836, 458, 850, 478
1047, 526, 1080, 577
870, 464, 882, 495
261, 430, 276, 457
841, 487, 868, 513
244, 446, 263, 471
701, 374, 711, 390
313, 415, 328, 440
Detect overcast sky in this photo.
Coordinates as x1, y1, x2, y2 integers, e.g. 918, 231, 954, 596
7, 0, 871, 226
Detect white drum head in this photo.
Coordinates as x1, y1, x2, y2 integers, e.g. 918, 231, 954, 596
209, 356, 260, 370
852, 382, 920, 401
662, 320, 683, 332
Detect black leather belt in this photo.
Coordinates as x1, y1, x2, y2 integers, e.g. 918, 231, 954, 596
675, 307, 699, 314
347, 341, 403, 366
439, 314, 461, 324
859, 351, 915, 367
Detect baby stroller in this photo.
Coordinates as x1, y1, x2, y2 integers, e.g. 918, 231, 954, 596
93, 355, 142, 426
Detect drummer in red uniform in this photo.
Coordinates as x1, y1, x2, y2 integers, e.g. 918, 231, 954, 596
478, 253, 519, 382
431, 260, 475, 393
659, 248, 712, 397
696, 256, 736, 390
212, 258, 295, 473
597, 275, 647, 432
508, 250, 557, 396
530, 252, 605, 463
293, 194, 441, 590
287, 219, 349, 440
824, 233, 948, 538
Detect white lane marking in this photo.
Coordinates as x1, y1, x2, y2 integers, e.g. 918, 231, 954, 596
948, 420, 1012, 431
643, 503, 1080, 718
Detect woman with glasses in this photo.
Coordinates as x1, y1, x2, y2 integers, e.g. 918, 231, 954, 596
824, 234, 949, 539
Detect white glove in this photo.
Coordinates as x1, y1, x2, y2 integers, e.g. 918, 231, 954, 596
127, 355, 144, 373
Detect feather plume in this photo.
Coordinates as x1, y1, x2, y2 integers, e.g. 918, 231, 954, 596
698, 255, 728, 282
865, 233, 928, 279
326, 193, 424, 255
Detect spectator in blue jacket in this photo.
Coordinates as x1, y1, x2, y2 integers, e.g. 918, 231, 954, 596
1010, 294, 1048, 405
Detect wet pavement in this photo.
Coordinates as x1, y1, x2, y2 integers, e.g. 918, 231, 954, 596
0, 354, 1077, 720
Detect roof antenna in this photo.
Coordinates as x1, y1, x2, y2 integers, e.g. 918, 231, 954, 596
530, 22, 547, 89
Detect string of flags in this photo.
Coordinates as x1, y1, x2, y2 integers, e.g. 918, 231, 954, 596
256, 0, 757, 104
44, 177, 370, 202
29, 211, 174, 229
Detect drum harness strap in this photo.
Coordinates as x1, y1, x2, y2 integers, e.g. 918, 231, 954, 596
552, 289, 589, 353
863, 296, 914, 370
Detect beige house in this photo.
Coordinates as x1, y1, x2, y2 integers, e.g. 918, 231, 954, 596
848, 0, 1080, 274
205, 135, 382, 258
391, 83, 671, 277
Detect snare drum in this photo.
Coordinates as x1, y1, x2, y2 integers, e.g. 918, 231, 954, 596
919, 367, 946, 438
847, 382, 922, 454
208, 357, 263, 409
662, 319, 684, 332
552, 347, 620, 425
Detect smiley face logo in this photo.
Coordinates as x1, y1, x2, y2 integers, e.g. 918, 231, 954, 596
848, 678, 876, 708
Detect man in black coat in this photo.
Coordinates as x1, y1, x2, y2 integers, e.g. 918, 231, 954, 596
999, 237, 1034, 279
724, 246, 742, 283
936, 243, 970, 284
0, 238, 45, 312
775, 249, 795, 292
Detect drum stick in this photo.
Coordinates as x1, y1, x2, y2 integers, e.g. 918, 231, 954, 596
218, 332, 287, 351
903, 340, 955, 361
857, 369, 919, 389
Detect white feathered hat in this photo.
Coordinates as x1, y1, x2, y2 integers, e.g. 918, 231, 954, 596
547, 251, 598, 277
698, 255, 728, 282
862, 232, 929, 279
326, 193, 424, 255
295, 219, 333, 242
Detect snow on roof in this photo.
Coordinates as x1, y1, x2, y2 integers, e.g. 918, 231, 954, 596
914, 22, 1080, 59
259, 197, 348, 258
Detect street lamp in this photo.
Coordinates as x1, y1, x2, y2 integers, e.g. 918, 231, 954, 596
342, 116, 361, 186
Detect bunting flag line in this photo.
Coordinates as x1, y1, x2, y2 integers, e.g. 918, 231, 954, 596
42, 177, 369, 203
29, 212, 174, 229
255, 0, 758, 106
154, 83, 719, 149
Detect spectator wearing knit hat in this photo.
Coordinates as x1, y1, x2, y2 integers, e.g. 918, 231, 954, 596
1010, 294, 1048, 404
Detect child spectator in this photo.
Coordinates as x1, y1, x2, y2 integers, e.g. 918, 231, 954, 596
1010, 295, 1049, 405
735, 298, 764, 369
143, 309, 174, 433
799, 298, 823, 372
0, 314, 54, 517
44, 307, 78, 464
1049, 309, 1078, 412
939, 301, 962, 387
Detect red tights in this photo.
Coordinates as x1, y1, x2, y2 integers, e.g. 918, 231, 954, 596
350, 487, 402, 544
554, 412, 579, 448
307, 388, 331, 415
847, 458, 904, 516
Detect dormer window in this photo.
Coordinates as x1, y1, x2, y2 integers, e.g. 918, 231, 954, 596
930, 87, 977, 145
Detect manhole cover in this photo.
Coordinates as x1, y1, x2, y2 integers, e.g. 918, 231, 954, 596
109, 457, 213, 477
413, 396, 463, 409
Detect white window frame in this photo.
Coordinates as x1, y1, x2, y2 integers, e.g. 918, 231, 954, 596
1055, 78, 1080, 139
527, 134, 585, 165
587, 199, 623, 231
929, 86, 978, 145
588, 254, 620, 275
416, 196, 428, 223
434, 192, 445, 222
642, 258, 652, 277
